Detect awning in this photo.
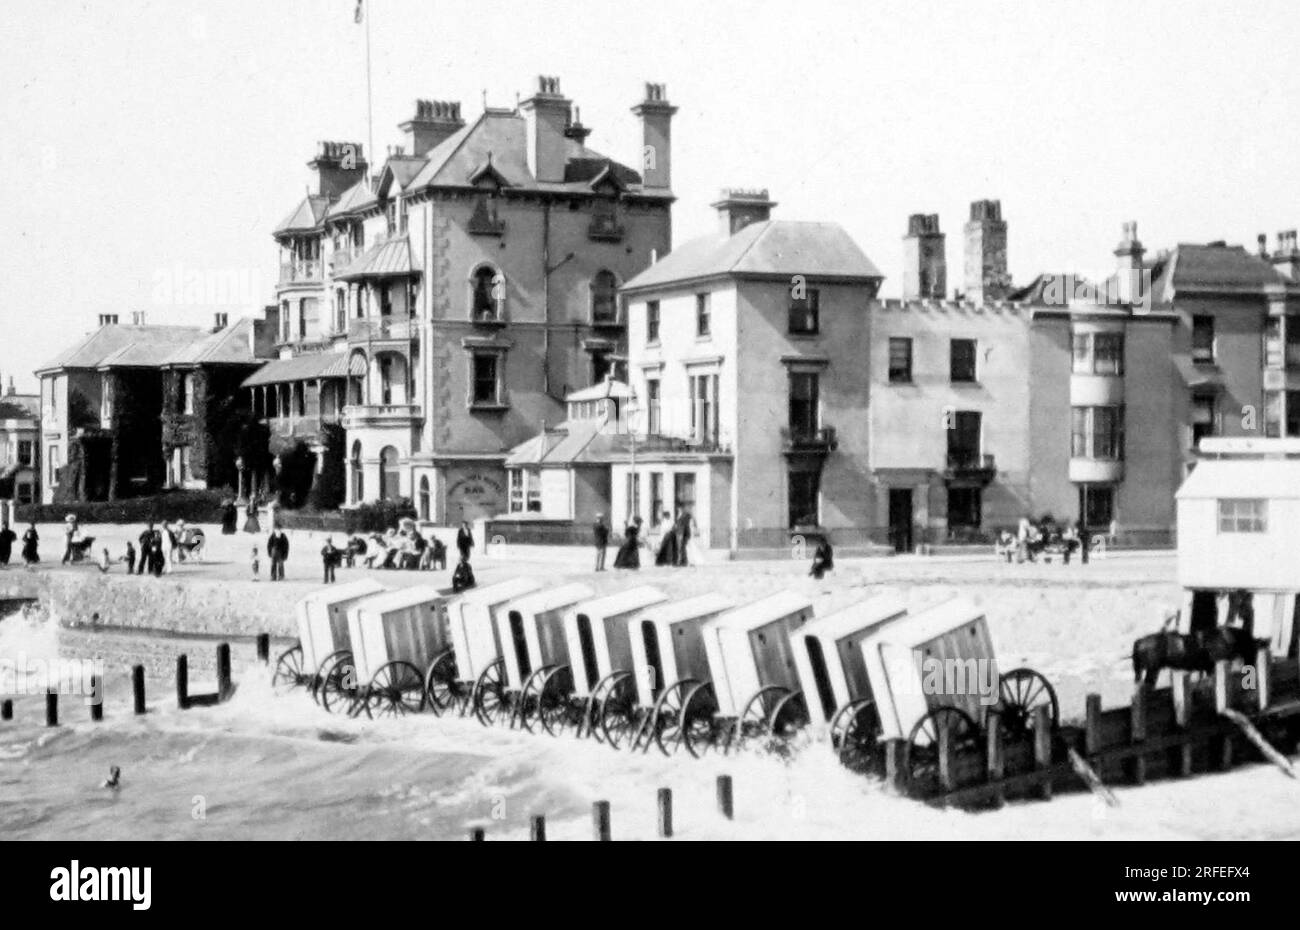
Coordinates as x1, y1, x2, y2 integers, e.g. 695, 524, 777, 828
335, 236, 415, 280
1175, 356, 1225, 392
242, 352, 351, 388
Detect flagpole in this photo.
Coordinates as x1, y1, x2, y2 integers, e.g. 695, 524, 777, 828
364, 0, 374, 174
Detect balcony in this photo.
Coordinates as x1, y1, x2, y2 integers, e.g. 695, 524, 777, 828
349, 317, 417, 343
341, 403, 423, 431
588, 215, 625, 242
1068, 457, 1124, 484
944, 452, 997, 484
782, 426, 837, 455
590, 306, 625, 329
279, 260, 322, 285
264, 415, 336, 441
329, 248, 368, 276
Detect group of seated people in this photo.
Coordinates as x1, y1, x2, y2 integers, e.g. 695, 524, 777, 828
346, 522, 448, 572
994, 516, 1091, 564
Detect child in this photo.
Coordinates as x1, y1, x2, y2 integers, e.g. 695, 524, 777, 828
124, 541, 136, 574
97, 547, 112, 574
250, 546, 261, 582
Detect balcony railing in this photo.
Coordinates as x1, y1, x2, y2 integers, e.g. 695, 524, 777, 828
944, 452, 997, 481
279, 260, 322, 285
782, 426, 838, 452
349, 317, 416, 342
591, 306, 624, 328
340, 403, 423, 429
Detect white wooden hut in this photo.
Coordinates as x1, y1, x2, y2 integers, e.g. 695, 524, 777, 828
345, 584, 454, 684
562, 586, 670, 697
702, 591, 815, 718
446, 577, 543, 681
628, 593, 735, 705
495, 583, 596, 691
790, 596, 910, 724
294, 579, 387, 675
1176, 450, 1300, 655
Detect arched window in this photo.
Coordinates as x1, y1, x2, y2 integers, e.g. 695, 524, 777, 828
379, 446, 400, 501
471, 266, 503, 321
350, 441, 364, 502
418, 476, 431, 521
591, 270, 618, 325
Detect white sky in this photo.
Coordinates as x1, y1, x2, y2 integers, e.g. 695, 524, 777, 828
3, 0, 1299, 392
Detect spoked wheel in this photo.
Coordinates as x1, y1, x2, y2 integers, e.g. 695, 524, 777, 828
996, 667, 1059, 738
361, 661, 425, 719
537, 667, 579, 737
907, 706, 980, 791
830, 699, 883, 773
423, 650, 460, 717
597, 672, 638, 749
271, 644, 307, 695
726, 685, 791, 754
313, 650, 352, 705
322, 658, 364, 717
471, 659, 511, 728
678, 682, 721, 759
652, 679, 714, 757
517, 667, 553, 733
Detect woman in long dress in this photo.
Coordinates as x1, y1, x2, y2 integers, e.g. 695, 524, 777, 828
654, 511, 677, 566
683, 513, 705, 566
613, 517, 643, 569
221, 501, 238, 535
21, 523, 39, 565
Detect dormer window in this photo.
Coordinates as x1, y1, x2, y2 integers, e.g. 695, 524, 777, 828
588, 197, 624, 242
468, 192, 506, 236
471, 266, 505, 322
591, 270, 619, 325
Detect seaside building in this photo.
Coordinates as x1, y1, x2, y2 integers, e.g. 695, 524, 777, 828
246, 77, 676, 522
0, 377, 39, 506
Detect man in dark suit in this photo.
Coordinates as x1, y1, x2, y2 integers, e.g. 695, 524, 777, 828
593, 514, 610, 571
136, 525, 154, 576
267, 529, 290, 581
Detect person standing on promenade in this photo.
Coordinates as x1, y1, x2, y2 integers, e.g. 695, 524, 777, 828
321, 537, 339, 584
124, 541, 136, 574
0, 515, 15, 566
456, 521, 475, 565
250, 546, 260, 582
136, 525, 153, 575
61, 515, 77, 565
267, 528, 289, 581
593, 513, 609, 571
149, 528, 165, 576
21, 522, 39, 566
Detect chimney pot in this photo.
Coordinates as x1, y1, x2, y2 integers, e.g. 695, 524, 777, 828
711, 188, 777, 236
963, 199, 1009, 303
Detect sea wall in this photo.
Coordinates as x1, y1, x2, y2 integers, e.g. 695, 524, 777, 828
0, 571, 301, 637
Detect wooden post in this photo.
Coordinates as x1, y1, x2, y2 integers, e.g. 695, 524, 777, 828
1256, 647, 1271, 712
256, 633, 270, 665
1084, 693, 1102, 755
530, 815, 546, 842
1033, 704, 1053, 800
176, 655, 189, 710
1129, 686, 1147, 785
1170, 671, 1193, 777
89, 676, 103, 722
1, 699, 11, 721
1213, 659, 1230, 714
885, 739, 909, 795
716, 774, 734, 820
45, 691, 58, 727
985, 712, 1005, 808
216, 643, 232, 701
937, 713, 956, 793
132, 665, 146, 715
592, 801, 611, 841
469, 826, 485, 841
657, 788, 673, 838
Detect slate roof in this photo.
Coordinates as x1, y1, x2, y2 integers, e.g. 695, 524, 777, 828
0, 395, 38, 421
622, 220, 883, 292
241, 352, 352, 387
36, 325, 207, 374
407, 110, 650, 196
163, 318, 261, 367
326, 178, 378, 219
336, 235, 415, 280
274, 194, 332, 235
1148, 244, 1291, 300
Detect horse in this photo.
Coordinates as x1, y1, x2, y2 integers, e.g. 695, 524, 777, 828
177, 528, 205, 562
1132, 625, 1264, 687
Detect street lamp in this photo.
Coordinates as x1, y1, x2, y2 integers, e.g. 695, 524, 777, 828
235, 455, 246, 505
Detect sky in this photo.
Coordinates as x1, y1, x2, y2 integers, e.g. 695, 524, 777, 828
3, 0, 1299, 393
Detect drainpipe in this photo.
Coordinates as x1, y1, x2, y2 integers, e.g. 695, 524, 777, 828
541, 198, 576, 402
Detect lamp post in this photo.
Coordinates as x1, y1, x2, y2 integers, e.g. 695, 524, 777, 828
235, 456, 246, 505
625, 395, 641, 526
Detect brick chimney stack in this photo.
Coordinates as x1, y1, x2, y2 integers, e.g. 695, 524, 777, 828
400, 100, 465, 158
963, 199, 1010, 303
711, 188, 776, 237
308, 141, 369, 199
520, 75, 571, 184
903, 213, 946, 300
1271, 230, 1300, 281
1113, 221, 1146, 303
632, 82, 676, 191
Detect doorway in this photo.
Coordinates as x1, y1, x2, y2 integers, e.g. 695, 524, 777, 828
888, 488, 913, 553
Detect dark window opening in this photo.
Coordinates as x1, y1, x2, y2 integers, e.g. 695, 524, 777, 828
950, 338, 977, 382
789, 288, 820, 334
888, 337, 913, 383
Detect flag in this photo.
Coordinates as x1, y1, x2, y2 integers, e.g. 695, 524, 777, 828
354, 0, 363, 24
